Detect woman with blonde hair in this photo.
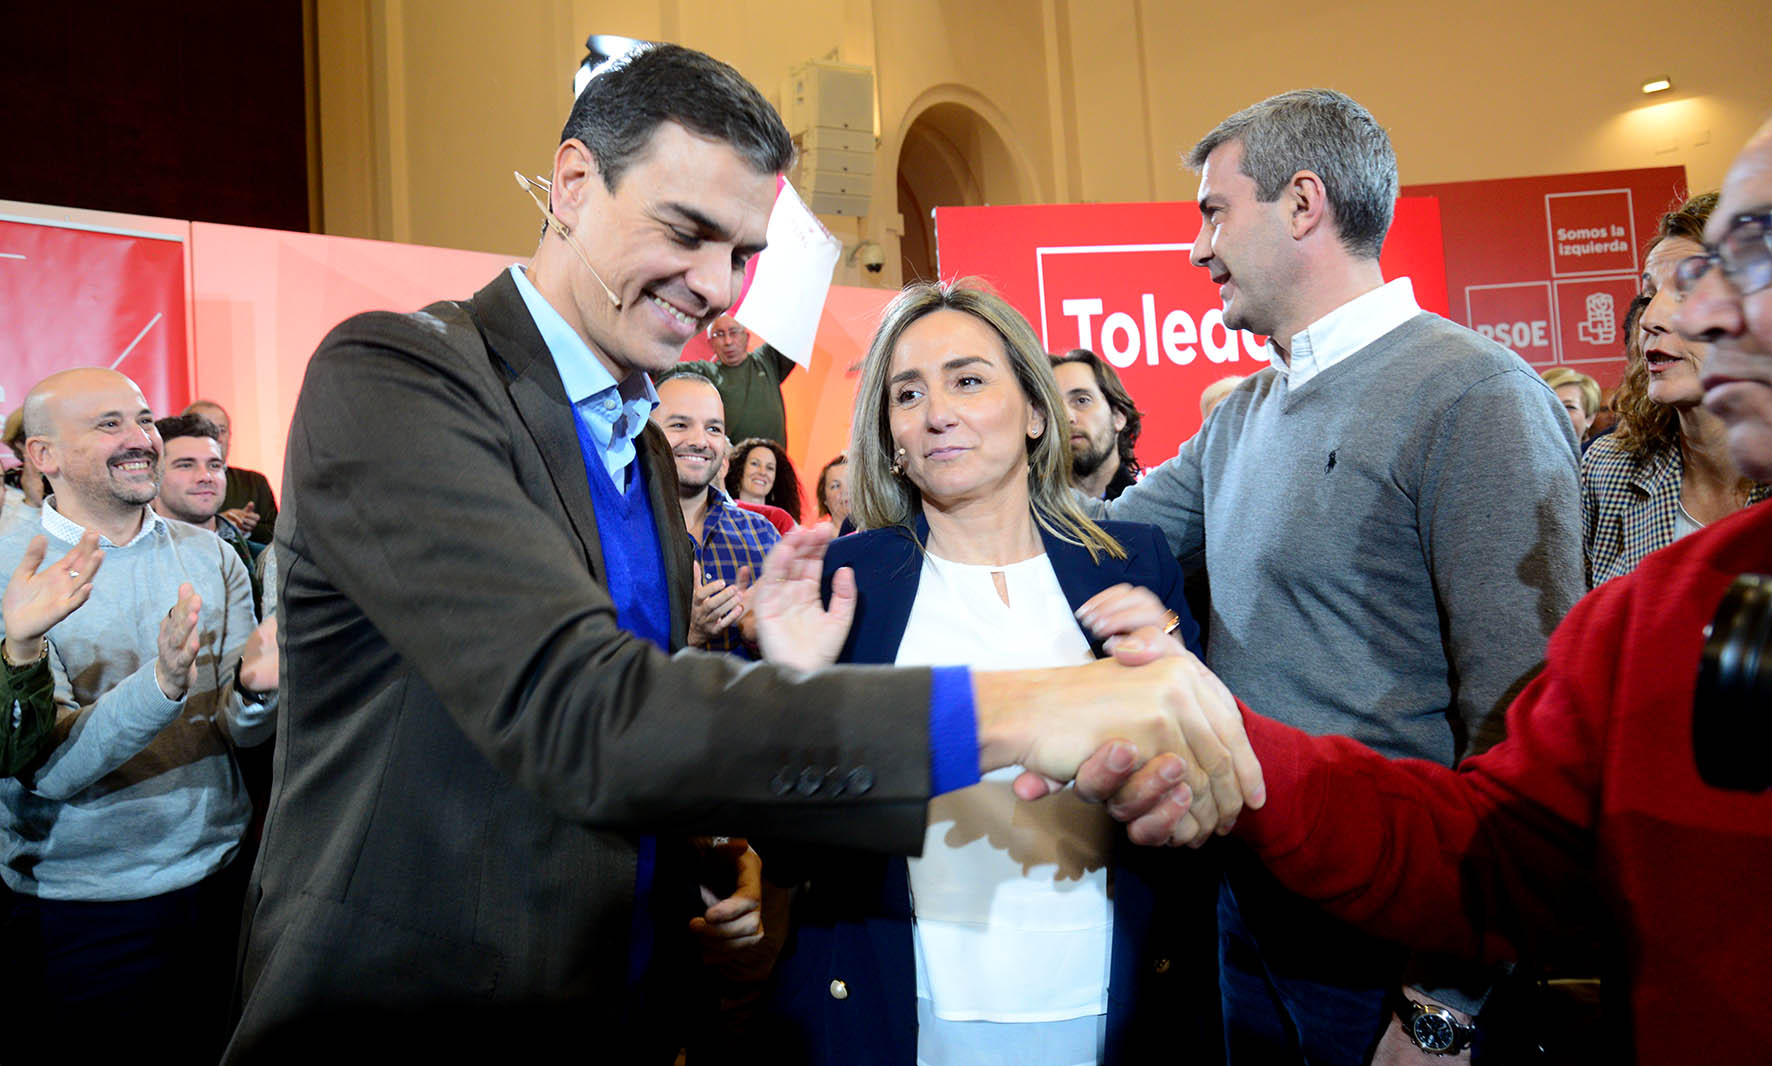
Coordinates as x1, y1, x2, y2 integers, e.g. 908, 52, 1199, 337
757, 280, 1215, 1065
1540, 366, 1601, 444
1580, 192, 1769, 585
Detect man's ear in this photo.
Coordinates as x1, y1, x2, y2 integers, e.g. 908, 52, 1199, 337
1112, 408, 1128, 434
1287, 169, 1330, 241
24, 437, 57, 479
552, 138, 600, 232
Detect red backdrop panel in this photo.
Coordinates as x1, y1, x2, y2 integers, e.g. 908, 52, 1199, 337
1404, 166, 1688, 389
0, 216, 191, 416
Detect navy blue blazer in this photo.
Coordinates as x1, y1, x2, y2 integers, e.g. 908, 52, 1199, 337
759, 517, 1220, 1065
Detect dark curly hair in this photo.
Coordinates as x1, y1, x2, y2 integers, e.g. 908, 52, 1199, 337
725, 437, 802, 522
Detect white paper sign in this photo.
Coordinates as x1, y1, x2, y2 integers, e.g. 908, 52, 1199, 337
733, 180, 842, 368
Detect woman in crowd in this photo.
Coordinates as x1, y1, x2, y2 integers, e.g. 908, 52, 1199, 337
726, 436, 803, 524
755, 280, 1216, 1065
1540, 366, 1600, 445
814, 452, 849, 532
1580, 192, 1769, 585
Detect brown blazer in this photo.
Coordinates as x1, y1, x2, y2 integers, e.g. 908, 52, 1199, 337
227, 270, 932, 1062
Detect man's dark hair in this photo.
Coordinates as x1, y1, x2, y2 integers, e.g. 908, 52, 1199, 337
561, 43, 795, 191
1050, 349, 1143, 498
156, 413, 221, 444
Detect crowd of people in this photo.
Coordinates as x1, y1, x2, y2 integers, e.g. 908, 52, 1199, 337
1, 40, 1768, 1066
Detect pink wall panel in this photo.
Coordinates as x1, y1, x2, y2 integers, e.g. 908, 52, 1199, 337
189, 223, 516, 493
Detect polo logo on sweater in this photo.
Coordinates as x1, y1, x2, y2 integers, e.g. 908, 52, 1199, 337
1325, 449, 1338, 474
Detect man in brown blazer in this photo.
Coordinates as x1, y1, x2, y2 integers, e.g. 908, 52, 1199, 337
227, 44, 1258, 1063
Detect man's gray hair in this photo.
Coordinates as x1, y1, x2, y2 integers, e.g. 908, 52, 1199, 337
1186, 89, 1398, 260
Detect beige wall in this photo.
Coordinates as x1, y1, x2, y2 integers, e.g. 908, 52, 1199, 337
314, 0, 1772, 283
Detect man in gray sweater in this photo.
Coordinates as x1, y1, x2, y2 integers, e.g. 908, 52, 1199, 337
1109, 91, 1584, 1063
0, 368, 279, 1062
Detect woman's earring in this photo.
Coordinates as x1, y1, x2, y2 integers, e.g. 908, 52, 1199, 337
890, 446, 906, 476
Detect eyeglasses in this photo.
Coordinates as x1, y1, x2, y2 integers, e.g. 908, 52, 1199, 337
709, 328, 746, 342
1674, 211, 1772, 297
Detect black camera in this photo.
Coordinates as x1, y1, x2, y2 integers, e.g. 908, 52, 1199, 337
1694, 574, 1772, 792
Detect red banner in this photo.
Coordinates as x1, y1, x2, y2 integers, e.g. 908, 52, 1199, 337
0, 217, 190, 416
1404, 166, 1687, 388
934, 198, 1448, 463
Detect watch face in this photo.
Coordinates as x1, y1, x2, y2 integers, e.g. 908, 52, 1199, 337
1412, 1011, 1457, 1053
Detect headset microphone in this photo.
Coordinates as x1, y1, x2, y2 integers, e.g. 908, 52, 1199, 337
514, 171, 622, 310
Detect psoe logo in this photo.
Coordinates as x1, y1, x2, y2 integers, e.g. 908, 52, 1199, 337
1035, 243, 1269, 366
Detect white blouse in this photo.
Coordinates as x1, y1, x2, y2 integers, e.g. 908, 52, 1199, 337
895, 550, 1113, 1066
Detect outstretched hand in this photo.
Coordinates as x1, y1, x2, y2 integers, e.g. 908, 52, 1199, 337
3, 532, 104, 665
997, 627, 1264, 847
752, 522, 856, 672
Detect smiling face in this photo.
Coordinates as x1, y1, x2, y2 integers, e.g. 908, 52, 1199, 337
739, 444, 776, 502
1639, 236, 1711, 409
1191, 139, 1298, 341
155, 434, 226, 525
653, 376, 728, 497
30, 370, 163, 515
555, 122, 777, 379
885, 310, 1044, 511
1677, 129, 1772, 482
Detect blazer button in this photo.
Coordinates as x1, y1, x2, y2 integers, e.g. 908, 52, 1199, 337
797, 767, 827, 796
829, 979, 849, 1000
769, 768, 796, 796
844, 767, 875, 795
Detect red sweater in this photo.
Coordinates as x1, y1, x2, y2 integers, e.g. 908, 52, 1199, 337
1237, 500, 1772, 1064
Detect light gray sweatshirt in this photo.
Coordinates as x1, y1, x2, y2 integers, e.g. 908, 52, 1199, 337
1113, 312, 1583, 764
0, 500, 275, 900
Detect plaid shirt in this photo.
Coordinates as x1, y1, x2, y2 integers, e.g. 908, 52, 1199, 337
691, 487, 781, 655
1581, 434, 1771, 587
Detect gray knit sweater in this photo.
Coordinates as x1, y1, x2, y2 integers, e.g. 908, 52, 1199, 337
1113, 313, 1583, 764
0, 501, 275, 901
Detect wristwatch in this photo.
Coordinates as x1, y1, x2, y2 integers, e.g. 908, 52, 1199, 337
233, 661, 271, 706
1394, 992, 1478, 1055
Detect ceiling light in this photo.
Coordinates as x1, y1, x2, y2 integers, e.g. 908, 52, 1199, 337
1641, 77, 1672, 94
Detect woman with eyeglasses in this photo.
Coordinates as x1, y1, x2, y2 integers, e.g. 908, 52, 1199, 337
1579, 192, 1770, 587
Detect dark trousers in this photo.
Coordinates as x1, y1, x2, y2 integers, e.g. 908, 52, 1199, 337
1218, 845, 1402, 1066
2, 857, 248, 1064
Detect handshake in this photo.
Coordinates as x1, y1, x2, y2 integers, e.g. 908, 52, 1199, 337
753, 524, 1266, 848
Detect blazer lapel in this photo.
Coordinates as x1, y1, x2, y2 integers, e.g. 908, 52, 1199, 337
1042, 529, 1115, 658
639, 423, 695, 649
465, 271, 607, 583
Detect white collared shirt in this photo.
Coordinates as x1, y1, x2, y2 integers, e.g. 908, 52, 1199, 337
1274, 277, 1421, 391
508, 264, 657, 485
41, 497, 163, 548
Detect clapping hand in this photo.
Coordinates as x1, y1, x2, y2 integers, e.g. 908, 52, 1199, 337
154, 584, 203, 701
3, 533, 103, 666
